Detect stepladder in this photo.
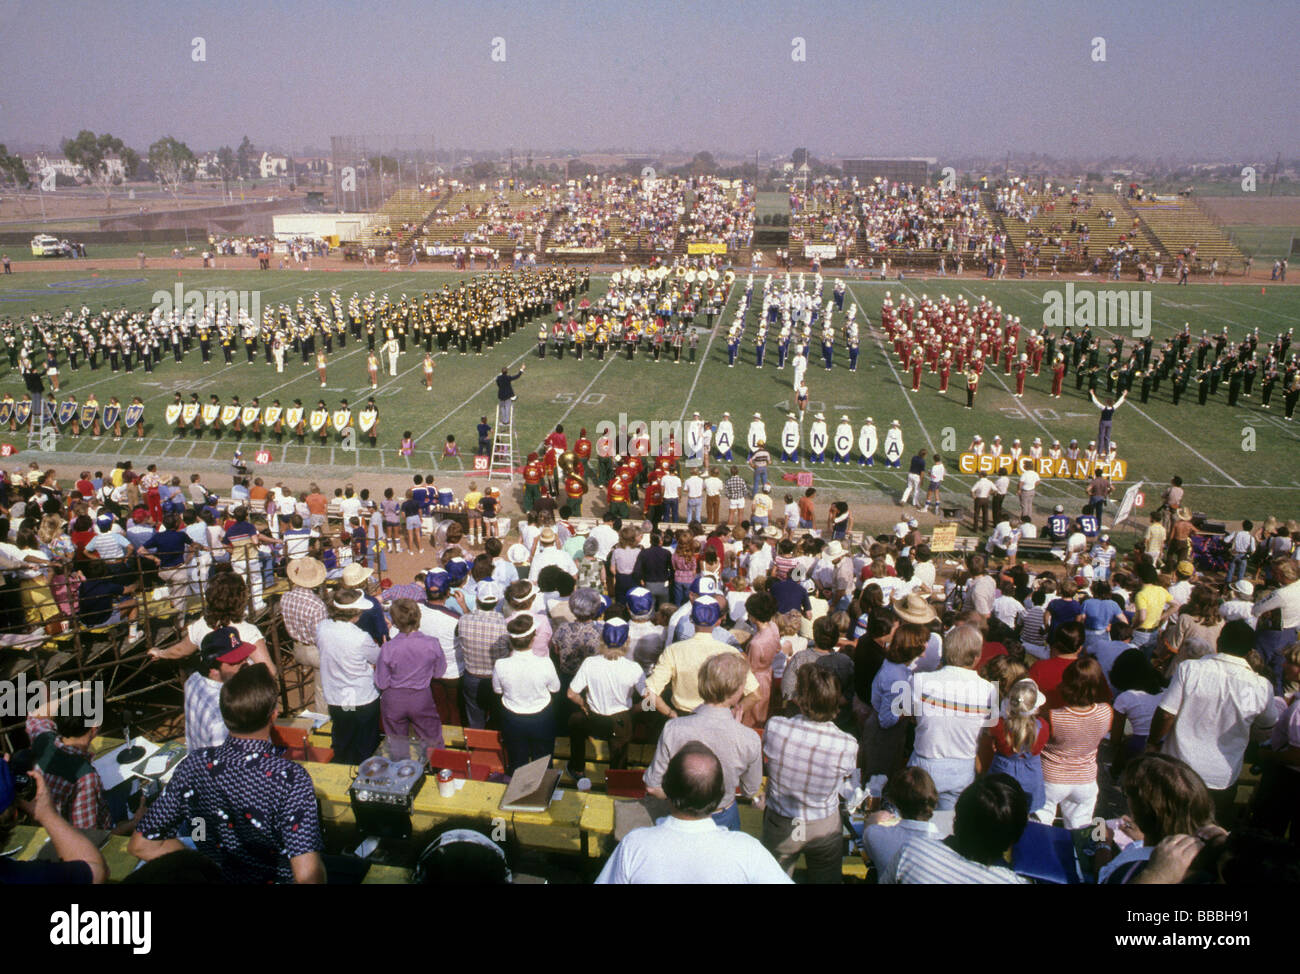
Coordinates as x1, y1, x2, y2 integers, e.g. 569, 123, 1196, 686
489, 400, 514, 481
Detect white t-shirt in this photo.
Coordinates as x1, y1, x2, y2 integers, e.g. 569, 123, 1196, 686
595, 816, 792, 884
660, 474, 682, 499
571, 655, 647, 716
704, 476, 724, 497
338, 496, 362, 524
493, 651, 560, 714
929, 463, 945, 484
684, 475, 704, 499
1019, 470, 1040, 492
188, 619, 263, 649
419, 603, 461, 678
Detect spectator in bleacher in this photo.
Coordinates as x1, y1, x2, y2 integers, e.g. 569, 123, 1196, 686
0, 763, 108, 884
341, 563, 388, 646
625, 586, 666, 671
762, 665, 858, 883
565, 619, 646, 778
317, 587, 382, 765
644, 652, 762, 832
1253, 559, 1300, 682
895, 775, 1028, 885
494, 614, 561, 774
597, 742, 790, 884
1035, 658, 1112, 828
1148, 619, 1278, 825
149, 569, 274, 673
456, 580, 510, 729
1160, 584, 1224, 672
529, 526, 576, 583
906, 625, 999, 809
549, 587, 607, 693
419, 570, 463, 728
24, 693, 111, 831
185, 626, 258, 751
633, 529, 673, 605
377, 598, 447, 750
282, 557, 329, 715
649, 599, 760, 720
862, 766, 942, 884
131, 664, 325, 884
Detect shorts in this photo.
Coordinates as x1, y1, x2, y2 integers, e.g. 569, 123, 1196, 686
929, 480, 942, 491
405, 515, 422, 530
729, 498, 745, 510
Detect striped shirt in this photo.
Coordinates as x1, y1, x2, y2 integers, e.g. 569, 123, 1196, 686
184, 671, 228, 751
1041, 704, 1113, 784
763, 714, 858, 821
896, 837, 1027, 885
1021, 604, 1047, 646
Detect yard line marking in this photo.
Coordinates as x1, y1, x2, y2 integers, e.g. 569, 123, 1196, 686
414, 347, 532, 447
846, 283, 936, 455
679, 286, 741, 422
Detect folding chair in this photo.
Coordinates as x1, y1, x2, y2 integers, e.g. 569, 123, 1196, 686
427, 748, 472, 779
604, 769, 646, 799
463, 728, 506, 774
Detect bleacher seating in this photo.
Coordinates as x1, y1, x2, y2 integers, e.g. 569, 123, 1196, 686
1127, 197, 1245, 269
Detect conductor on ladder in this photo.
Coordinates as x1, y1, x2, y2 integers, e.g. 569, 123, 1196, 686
496, 365, 525, 425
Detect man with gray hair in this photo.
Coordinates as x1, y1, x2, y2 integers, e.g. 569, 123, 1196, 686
644, 652, 764, 831
595, 742, 790, 884
905, 624, 999, 810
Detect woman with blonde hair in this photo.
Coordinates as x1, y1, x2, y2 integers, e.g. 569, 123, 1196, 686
670, 531, 698, 605
37, 513, 76, 622
987, 678, 1050, 813
607, 524, 642, 604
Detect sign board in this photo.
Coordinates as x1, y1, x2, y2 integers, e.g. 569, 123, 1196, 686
1135, 492, 1145, 508
1113, 481, 1144, 528
796, 472, 814, 488
687, 242, 728, 255
0, 444, 15, 457
930, 524, 958, 553
804, 243, 838, 258
253, 450, 272, 465
473, 454, 489, 471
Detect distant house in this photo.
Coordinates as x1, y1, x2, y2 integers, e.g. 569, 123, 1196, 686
259, 152, 289, 178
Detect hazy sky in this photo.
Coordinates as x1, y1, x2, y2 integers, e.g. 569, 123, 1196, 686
2, 0, 1297, 159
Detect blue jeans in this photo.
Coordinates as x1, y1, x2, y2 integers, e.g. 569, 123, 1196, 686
1226, 555, 1248, 585
460, 672, 496, 730
711, 801, 741, 831
908, 754, 976, 811
685, 498, 703, 524
1131, 627, 1159, 659
753, 467, 768, 494
663, 498, 680, 523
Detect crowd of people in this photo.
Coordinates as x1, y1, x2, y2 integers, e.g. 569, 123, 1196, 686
4, 441, 1298, 885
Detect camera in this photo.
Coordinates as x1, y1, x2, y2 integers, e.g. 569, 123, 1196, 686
10, 749, 37, 804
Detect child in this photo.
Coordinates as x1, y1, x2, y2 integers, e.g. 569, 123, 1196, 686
1108, 648, 1166, 775
348, 517, 366, 565
480, 487, 500, 538
477, 416, 492, 456
988, 678, 1050, 814
399, 430, 414, 460
443, 434, 458, 457
782, 493, 799, 535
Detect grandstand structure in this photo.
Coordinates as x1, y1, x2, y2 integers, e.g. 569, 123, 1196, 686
1127, 196, 1246, 267
357, 186, 447, 253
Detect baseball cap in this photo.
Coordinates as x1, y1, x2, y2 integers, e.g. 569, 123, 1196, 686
200, 625, 257, 668
602, 619, 629, 648
625, 586, 655, 617
424, 569, 451, 597
476, 580, 502, 605
1232, 579, 1254, 598
1176, 561, 1195, 577
690, 599, 722, 627
690, 575, 722, 597
444, 557, 470, 581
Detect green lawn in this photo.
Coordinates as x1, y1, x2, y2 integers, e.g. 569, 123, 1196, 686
1, 266, 1298, 525
1225, 225, 1297, 261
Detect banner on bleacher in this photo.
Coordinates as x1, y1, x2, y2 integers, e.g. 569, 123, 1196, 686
957, 453, 1127, 481
804, 244, 838, 259
424, 245, 460, 257
930, 524, 958, 553
687, 242, 728, 255
549, 246, 606, 255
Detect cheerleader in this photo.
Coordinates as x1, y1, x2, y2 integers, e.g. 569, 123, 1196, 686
399, 430, 415, 460
317, 349, 328, 387
423, 352, 436, 391
367, 350, 380, 389
796, 382, 809, 417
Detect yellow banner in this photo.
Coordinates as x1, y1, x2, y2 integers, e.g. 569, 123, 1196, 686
687, 242, 728, 254
930, 524, 958, 553
957, 453, 1127, 481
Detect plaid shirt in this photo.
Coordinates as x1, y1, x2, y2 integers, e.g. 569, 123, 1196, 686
762, 714, 858, 821
184, 671, 228, 750
25, 716, 112, 830
280, 586, 328, 645
382, 582, 427, 605
454, 610, 510, 677
724, 475, 748, 500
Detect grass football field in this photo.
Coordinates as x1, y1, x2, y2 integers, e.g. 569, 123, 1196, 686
1, 265, 1298, 525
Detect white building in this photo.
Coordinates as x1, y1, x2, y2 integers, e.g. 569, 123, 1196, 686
259, 152, 289, 179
